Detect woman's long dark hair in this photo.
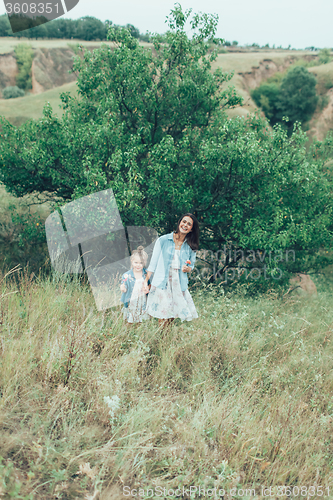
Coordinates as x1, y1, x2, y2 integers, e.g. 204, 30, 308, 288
175, 213, 200, 251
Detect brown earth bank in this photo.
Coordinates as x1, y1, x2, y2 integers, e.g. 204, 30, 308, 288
239, 54, 317, 91
0, 52, 18, 89
31, 47, 78, 93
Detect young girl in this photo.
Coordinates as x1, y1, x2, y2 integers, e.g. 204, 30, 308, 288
120, 246, 151, 324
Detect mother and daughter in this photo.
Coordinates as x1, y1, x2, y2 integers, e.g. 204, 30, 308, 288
120, 213, 200, 327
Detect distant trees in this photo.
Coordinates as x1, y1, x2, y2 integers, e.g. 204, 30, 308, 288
75, 17, 107, 41
278, 66, 318, 126
14, 43, 34, 90
0, 14, 11, 36
0, 14, 147, 42
252, 66, 318, 132
318, 48, 332, 64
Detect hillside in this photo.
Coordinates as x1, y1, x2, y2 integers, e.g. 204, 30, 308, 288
1, 40, 332, 141
307, 61, 333, 141
0, 39, 324, 128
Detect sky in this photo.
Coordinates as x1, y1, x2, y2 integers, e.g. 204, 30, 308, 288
0, 0, 332, 49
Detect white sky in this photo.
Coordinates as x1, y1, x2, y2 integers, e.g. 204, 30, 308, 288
1, 0, 332, 49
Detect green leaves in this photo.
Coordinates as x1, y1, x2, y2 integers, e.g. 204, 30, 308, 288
252, 66, 319, 132
0, 5, 332, 284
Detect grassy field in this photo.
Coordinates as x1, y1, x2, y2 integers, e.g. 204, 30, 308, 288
0, 81, 78, 126
0, 266, 332, 498
0, 37, 133, 55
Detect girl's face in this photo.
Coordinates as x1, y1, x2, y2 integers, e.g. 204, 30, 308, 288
131, 256, 144, 272
178, 216, 193, 235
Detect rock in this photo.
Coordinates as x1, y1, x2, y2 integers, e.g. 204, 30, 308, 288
289, 273, 317, 296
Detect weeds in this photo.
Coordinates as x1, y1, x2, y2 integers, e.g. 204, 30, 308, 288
0, 268, 333, 498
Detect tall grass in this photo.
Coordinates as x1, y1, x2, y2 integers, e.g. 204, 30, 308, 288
0, 266, 332, 498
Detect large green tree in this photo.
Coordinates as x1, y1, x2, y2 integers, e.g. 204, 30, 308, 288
277, 66, 318, 129
0, 4, 332, 281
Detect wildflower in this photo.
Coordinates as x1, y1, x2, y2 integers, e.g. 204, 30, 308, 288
104, 395, 121, 423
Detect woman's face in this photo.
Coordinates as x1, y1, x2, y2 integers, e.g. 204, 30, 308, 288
178, 216, 193, 235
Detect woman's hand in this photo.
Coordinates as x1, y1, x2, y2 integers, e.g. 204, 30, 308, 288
182, 265, 191, 273
142, 282, 150, 294
120, 284, 127, 293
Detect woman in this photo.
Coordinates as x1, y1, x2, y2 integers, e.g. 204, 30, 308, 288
143, 213, 199, 327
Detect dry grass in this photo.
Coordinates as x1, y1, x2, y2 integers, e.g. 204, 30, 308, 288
0, 266, 332, 498
0, 37, 137, 55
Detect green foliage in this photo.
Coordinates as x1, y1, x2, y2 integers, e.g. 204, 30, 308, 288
318, 48, 332, 65
75, 16, 106, 41
2, 86, 25, 99
0, 13, 147, 43
251, 83, 280, 123
14, 43, 34, 90
0, 5, 333, 284
0, 14, 12, 36
253, 66, 319, 132
277, 66, 318, 128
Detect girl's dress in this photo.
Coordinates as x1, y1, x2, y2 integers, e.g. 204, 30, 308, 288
122, 273, 149, 324
146, 249, 198, 322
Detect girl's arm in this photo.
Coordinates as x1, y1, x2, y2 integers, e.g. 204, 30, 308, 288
120, 273, 129, 292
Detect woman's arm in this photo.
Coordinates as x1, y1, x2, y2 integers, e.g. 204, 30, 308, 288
182, 247, 197, 273
145, 237, 163, 280
144, 271, 153, 284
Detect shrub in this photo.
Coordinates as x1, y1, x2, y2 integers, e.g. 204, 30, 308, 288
251, 83, 280, 123
318, 48, 332, 65
2, 86, 25, 99
14, 43, 34, 90
316, 73, 333, 95
277, 66, 318, 128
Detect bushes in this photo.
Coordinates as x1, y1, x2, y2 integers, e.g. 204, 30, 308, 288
2, 86, 25, 99
14, 43, 34, 90
251, 66, 318, 132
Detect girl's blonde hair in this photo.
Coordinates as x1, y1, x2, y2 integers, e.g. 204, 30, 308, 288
130, 245, 148, 267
